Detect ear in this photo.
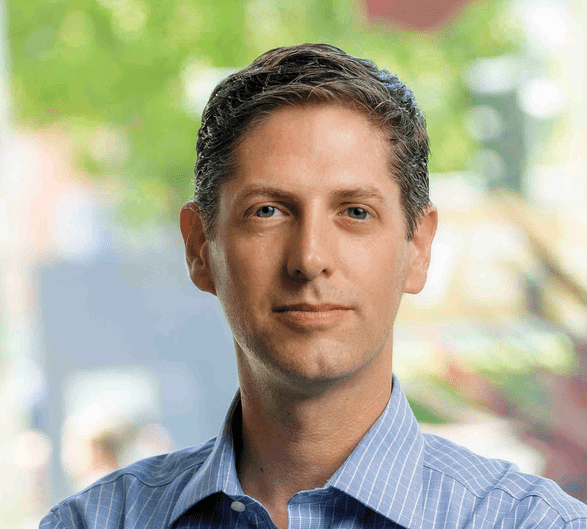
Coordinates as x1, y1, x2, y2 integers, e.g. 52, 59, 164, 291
404, 205, 438, 294
180, 202, 217, 295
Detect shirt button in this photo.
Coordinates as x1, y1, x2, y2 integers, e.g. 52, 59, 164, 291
231, 501, 246, 512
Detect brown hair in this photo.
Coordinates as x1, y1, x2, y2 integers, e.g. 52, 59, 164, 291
194, 43, 430, 240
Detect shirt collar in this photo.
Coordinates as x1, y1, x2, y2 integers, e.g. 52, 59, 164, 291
327, 374, 425, 529
170, 393, 244, 525
171, 374, 425, 529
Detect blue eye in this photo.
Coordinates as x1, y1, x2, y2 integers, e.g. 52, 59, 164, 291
346, 207, 369, 220
255, 205, 278, 217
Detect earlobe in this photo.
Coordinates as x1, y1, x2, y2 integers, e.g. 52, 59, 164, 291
404, 205, 438, 294
179, 203, 217, 295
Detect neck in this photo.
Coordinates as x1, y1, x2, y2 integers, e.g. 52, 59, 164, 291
234, 358, 393, 514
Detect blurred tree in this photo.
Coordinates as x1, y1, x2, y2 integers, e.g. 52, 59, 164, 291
8, 0, 521, 226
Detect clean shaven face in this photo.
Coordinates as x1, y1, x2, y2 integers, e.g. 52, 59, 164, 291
199, 103, 433, 395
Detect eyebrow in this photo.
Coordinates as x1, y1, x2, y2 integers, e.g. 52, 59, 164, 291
235, 185, 297, 207
234, 184, 388, 208
332, 187, 388, 204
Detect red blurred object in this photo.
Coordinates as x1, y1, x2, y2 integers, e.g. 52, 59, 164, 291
364, 0, 478, 31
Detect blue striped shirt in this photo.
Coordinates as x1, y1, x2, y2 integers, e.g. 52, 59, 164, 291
41, 375, 587, 528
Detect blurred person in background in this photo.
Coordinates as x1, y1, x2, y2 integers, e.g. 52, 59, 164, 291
40, 44, 587, 529
60, 407, 174, 492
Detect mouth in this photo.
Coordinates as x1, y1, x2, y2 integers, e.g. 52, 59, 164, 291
273, 303, 350, 313
273, 303, 351, 328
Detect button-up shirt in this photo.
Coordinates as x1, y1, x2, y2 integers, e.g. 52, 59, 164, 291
40, 375, 587, 528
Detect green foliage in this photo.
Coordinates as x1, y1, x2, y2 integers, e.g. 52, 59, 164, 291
8, 0, 521, 225
407, 396, 448, 424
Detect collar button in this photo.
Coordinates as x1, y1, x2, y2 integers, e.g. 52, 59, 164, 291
231, 500, 246, 512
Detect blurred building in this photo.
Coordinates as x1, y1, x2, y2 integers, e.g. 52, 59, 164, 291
2, 0, 587, 526
0, 130, 239, 517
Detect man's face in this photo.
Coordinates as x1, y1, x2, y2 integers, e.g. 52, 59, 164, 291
183, 104, 436, 394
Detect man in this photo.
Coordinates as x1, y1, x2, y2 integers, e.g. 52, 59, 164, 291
41, 44, 587, 529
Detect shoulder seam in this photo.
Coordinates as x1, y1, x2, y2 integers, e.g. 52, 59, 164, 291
46, 509, 73, 529
423, 462, 586, 524
489, 486, 587, 524
101, 457, 205, 488
59, 449, 211, 505
423, 461, 485, 500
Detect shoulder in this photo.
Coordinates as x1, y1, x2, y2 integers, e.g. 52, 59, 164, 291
422, 432, 587, 528
40, 439, 215, 529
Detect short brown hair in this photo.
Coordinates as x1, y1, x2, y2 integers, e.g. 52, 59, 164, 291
194, 43, 430, 240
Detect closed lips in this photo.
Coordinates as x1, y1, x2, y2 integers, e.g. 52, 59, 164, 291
274, 304, 350, 312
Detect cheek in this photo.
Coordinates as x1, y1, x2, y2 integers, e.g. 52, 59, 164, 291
350, 239, 408, 316
218, 239, 279, 307
209, 250, 253, 337
232, 238, 278, 282
352, 235, 402, 283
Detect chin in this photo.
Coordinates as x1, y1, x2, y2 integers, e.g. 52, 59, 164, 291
267, 347, 368, 389
235, 332, 383, 390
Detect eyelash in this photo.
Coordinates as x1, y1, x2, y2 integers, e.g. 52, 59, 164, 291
344, 207, 370, 220
251, 205, 372, 220
253, 205, 283, 218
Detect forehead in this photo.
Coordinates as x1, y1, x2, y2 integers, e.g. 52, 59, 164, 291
235, 103, 389, 173
217, 103, 400, 209
243, 100, 384, 141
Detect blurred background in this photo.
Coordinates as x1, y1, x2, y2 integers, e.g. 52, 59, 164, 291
1, 0, 587, 526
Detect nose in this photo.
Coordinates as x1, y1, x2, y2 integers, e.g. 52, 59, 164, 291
286, 211, 333, 281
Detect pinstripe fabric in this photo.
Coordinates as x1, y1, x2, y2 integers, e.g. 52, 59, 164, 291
41, 375, 587, 528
